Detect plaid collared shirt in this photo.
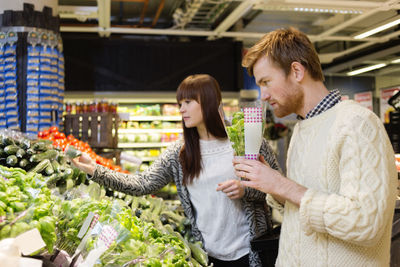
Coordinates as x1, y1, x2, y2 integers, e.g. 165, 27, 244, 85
298, 89, 342, 120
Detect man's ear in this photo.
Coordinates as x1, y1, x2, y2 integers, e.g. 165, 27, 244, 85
291, 61, 305, 82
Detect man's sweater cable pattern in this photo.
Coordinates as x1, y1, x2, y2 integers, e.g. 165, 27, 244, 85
271, 100, 397, 267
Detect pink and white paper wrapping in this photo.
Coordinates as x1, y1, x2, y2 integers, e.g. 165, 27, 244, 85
244, 107, 263, 160
98, 225, 118, 248
90, 214, 100, 229
80, 225, 118, 267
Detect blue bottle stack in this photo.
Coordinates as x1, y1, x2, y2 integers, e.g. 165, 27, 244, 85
2, 32, 19, 131
57, 38, 65, 128
26, 32, 41, 135
0, 3, 62, 135
0, 30, 65, 136
0, 33, 5, 130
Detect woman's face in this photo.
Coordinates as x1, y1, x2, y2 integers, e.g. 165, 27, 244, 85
179, 98, 204, 129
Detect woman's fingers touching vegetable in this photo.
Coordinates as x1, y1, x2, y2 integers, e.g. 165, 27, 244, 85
79, 153, 94, 164
71, 153, 95, 176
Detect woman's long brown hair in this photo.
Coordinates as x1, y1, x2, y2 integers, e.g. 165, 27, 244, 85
176, 74, 227, 185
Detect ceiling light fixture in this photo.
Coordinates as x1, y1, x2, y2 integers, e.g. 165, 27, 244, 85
298, 7, 362, 13
354, 18, 400, 39
262, 5, 362, 14
391, 58, 400, 64
346, 63, 387, 76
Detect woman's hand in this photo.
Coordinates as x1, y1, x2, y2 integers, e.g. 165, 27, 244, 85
216, 179, 245, 200
71, 153, 96, 176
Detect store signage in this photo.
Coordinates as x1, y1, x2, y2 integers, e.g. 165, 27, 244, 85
380, 86, 400, 123
354, 91, 373, 111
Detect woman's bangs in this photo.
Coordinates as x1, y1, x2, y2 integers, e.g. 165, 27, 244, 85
176, 83, 200, 102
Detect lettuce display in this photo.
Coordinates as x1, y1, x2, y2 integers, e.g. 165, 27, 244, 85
90, 204, 192, 267
0, 131, 210, 266
0, 165, 58, 252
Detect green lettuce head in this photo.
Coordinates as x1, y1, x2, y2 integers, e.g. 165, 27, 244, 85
226, 111, 245, 156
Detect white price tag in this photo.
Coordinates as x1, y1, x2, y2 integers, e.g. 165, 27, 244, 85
78, 212, 95, 238
19, 257, 42, 267
14, 228, 46, 256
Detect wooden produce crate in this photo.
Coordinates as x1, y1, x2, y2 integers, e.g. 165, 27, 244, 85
64, 113, 119, 148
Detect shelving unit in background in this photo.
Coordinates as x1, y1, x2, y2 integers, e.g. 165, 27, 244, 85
119, 128, 183, 134
64, 91, 239, 170
117, 102, 182, 168
119, 142, 174, 148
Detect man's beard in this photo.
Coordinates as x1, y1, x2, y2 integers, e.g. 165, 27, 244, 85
274, 84, 304, 118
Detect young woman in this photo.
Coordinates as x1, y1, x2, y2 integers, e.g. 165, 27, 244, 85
72, 74, 280, 267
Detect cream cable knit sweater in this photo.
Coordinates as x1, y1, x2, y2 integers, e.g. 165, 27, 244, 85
268, 100, 398, 267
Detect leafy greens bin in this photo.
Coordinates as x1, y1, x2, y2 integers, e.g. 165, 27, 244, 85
0, 130, 210, 267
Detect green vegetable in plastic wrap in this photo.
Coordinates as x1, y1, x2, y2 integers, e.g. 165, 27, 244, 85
65, 145, 82, 159
226, 111, 245, 156
187, 241, 208, 266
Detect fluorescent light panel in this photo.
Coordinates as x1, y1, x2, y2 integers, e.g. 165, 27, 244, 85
346, 63, 387, 76
293, 7, 362, 14
255, 4, 363, 14
391, 58, 400, 64
354, 18, 400, 39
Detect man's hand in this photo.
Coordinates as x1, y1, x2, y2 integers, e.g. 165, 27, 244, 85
233, 155, 307, 207
216, 179, 245, 200
71, 153, 96, 176
233, 155, 282, 193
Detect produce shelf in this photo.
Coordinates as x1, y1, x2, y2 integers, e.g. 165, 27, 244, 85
119, 128, 183, 134
118, 142, 172, 148
129, 115, 181, 121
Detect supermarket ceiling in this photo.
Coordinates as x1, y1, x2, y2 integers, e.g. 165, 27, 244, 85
58, 0, 400, 77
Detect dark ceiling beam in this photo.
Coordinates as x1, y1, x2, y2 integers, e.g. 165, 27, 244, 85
118, 2, 123, 24
152, 0, 165, 28
376, 65, 400, 76
139, 0, 149, 26
323, 43, 400, 73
